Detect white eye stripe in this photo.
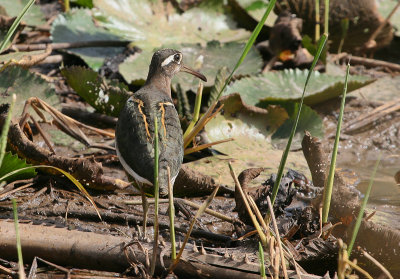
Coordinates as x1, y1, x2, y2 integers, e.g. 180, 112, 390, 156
161, 53, 181, 67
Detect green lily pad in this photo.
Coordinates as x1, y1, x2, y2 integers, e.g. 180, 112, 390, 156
120, 41, 262, 92
0, 152, 36, 183
224, 69, 374, 106
229, 0, 277, 27
377, 0, 400, 36
61, 66, 131, 117
0, 65, 59, 116
272, 103, 324, 149
93, 0, 250, 50
51, 8, 125, 70
185, 93, 309, 186
0, 0, 45, 26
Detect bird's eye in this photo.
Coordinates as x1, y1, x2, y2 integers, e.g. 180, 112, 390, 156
174, 54, 181, 62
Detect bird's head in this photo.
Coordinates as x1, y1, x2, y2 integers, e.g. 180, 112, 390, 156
147, 49, 207, 83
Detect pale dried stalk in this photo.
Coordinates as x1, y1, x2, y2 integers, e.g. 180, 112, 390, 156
267, 196, 288, 279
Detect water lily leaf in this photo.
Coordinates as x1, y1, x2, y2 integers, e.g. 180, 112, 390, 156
51, 8, 125, 70
93, 0, 250, 50
272, 103, 324, 149
229, 0, 277, 28
350, 75, 400, 102
120, 41, 262, 92
377, 0, 400, 36
185, 94, 309, 186
0, 0, 45, 26
0, 65, 59, 116
0, 152, 36, 183
224, 69, 374, 106
61, 66, 131, 116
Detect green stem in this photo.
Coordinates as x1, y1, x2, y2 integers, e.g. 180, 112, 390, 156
150, 116, 160, 276
259, 242, 266, 279
215, 0, 277, 101
0, 0, 36, 53
347, 154, 381, 257
270, 34, 328, 205
322, 62, 350, 223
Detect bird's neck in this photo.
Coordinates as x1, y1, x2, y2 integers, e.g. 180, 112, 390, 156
145, 73, 172, 99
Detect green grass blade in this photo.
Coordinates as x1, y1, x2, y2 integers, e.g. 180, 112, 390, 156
347, 154, 381, 257
0, 0, 36, 53
12, 199, 26, 279
322, 62, 350, 223
259, 242, 266, 279
150, 116, 160, 277
270, 34, 328, 205
0, 94, 16, 169
169, 185, 220, 273
215, 0, 277, 101
167, 167, 176, 261
183, 82, 203, 138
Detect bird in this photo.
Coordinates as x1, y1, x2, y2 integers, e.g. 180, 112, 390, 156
116, 49, 207, 197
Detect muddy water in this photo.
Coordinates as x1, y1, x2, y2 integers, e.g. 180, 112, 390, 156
338, 155, 400, 230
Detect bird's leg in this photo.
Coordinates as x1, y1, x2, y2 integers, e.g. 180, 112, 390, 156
139, 183, 149, 238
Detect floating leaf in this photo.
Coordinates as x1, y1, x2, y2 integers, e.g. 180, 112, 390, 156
350, 75, 400, 102
0, 152, 36, 183
229, 0, 277, 28
0, 0, 45, 26
0, 65, 59, 116
61, 66, 131, 116
184, 93, 310, 186
51, 8, 125, 70
272, 103, 324, 148
93, 0, 250, 51
120, 41, 262, 92
224, 69, 374, 106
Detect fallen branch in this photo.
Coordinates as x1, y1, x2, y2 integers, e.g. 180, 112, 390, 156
0, 220, 308, 278
337, 54, 400, 72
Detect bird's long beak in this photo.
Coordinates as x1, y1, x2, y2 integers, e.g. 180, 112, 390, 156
180, 65, 207, 82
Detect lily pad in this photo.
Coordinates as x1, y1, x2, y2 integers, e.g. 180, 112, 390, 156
185, 93, 310, 186
93, 0, 250, 50
377, 0, 400, 36
229, 0, 277, 28
120, 41, 262, 92
272, 103, 324, 149
0, 65, 59, 116
51, 8, 125, 70
224, 69, 374, 106
0, 0, 45, 26
0, 152, 36, 183
61, 66, 131, 117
